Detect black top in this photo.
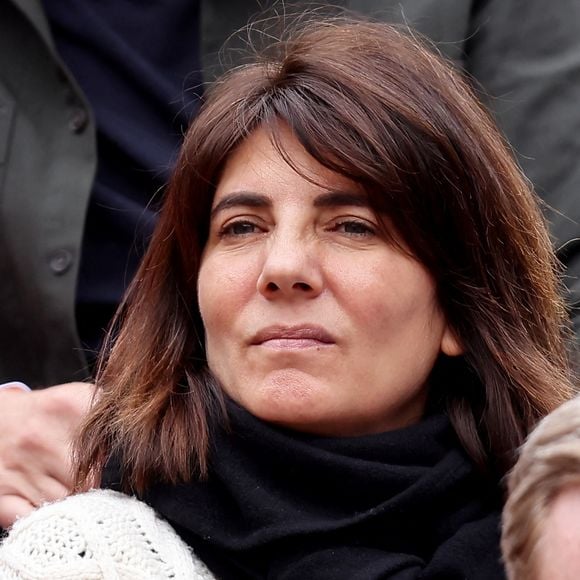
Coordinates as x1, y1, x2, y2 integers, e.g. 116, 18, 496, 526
105, 399, 506, 579
43, 0, 203, 361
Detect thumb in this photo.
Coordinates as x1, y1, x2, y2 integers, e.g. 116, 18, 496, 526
0, 494, 36, 529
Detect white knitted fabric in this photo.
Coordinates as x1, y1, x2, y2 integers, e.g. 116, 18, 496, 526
0, 489, 216, 579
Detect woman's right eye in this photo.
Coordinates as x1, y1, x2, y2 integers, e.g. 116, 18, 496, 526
218, 220, 260, 237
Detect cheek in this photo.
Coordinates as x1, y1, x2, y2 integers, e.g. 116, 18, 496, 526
197, 255, 257, 337
339, 256, 443, 346
346, 258, 434, 318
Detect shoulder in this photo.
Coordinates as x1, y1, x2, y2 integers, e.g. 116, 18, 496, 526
0, 489, 215, 579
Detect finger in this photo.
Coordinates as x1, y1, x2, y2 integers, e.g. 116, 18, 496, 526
41, 443, 75, 489
29, 475, 70, 507
45, 382, 97, 421
4, 423, 75, 489
29, 456, 74, 503
0, 468, 70, 511
0, 494, 36, 529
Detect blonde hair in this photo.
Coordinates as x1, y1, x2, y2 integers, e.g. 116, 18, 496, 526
502, 396, 580, 579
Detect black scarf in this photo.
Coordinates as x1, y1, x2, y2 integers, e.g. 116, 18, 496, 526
105, 399, 505, 579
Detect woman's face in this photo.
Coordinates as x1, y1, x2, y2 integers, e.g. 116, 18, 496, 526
198, 127, 461, 436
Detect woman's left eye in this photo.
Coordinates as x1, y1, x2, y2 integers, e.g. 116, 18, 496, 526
331, 220, 375, 237
218, 220, 260, 237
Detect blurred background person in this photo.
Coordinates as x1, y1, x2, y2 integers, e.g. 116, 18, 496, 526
502, 396, 580, 580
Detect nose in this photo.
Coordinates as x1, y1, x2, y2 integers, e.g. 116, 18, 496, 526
257, 233, 323, 299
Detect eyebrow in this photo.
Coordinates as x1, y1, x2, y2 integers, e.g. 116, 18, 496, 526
313, 191, 370, 208
210, 190, 369, 218
210, 192, 271, 218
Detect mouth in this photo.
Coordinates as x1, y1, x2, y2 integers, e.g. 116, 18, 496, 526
251, 325, 336, 349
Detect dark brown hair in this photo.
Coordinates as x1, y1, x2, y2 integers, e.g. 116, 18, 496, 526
75, 18, 574, 492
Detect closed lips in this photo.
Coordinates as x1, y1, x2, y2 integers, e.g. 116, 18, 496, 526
251, 326, 335, 345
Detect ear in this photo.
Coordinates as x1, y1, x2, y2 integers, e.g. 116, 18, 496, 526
441, 326, 464, 357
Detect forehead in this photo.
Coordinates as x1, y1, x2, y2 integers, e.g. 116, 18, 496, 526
213, 126, 364, 206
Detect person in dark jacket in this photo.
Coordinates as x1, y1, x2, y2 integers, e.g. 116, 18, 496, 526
0, 0, 203, 527
2, 17, 571, 579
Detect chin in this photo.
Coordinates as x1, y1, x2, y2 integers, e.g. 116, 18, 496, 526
239, 369, 333, 429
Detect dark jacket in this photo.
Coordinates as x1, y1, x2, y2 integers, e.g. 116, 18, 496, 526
1, 0, 95, 386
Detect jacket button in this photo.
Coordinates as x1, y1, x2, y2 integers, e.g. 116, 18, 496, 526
49, 249, 73, 275
69, 108, 89, 134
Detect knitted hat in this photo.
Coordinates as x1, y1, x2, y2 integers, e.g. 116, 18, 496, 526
0, 489, 215, 579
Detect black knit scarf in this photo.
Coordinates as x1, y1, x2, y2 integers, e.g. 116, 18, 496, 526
105, 399, 505, 579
